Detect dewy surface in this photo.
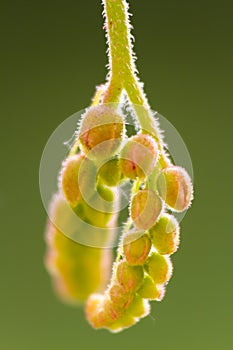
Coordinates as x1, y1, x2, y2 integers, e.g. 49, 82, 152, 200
44, 0, 194, 333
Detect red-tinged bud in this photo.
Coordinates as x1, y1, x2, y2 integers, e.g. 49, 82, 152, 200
109, 284, 134, 309
130, 190, 163, 230
60, 154, 96, 207
123, 231, 152, 266
103, 298, 123, 323
116, 260, 144, 293
85, 294, 105, 328
145, 252, 173, 285
119, 133, 159, 179
149, 214, 180, 255
60, 154, 83, 207
78, 105, 124, 160
157, 166, 193, 212
86, 297, 121, 329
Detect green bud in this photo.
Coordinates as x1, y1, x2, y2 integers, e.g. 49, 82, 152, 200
98, 158, 124, 186
130, 190, 163, 230
116, 260, 144, 293
45, 194, 113, 303
149, 214, 180, 255
157, 166, 193, 212
78, 105, 124, 160
127, 294, 150, 319
123, 231, 151, 266
137, 275, 160, 300
52, 253, 98, 302
145, 252, 173, 285
119, 133, 159, 180
45, 242, 104, 303
106, 312, 137, 333
97, 183, 115, 202
73, 189, 114, 228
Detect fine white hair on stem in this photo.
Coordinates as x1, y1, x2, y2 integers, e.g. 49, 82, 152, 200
102, 0, 149, 107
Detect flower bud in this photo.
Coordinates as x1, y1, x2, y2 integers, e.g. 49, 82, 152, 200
85, 294, 105, 328
88, 298, 122, 329
107, 312, 137, 333
138, 275, 160, 300
119, 133, 159, 179
145, 252, 173, 285
109, 284, 134, 309
127, 294, 150, 319
102, 298, 122, 322
78, 105, 124, 160
60, 154, 96, 207
45, 194, 113, 303
96, 183, 115, 202
149, 214, 180, 255
157, 166, 193, 212
85, 295, 125, 329
98, 158, 124, 187
116, 260, 144, 293
53, 247, 106, 302
130, 190, 163, 230
60, 154, 83, 207
123, 231, 151, 266
73, 191, 113, 228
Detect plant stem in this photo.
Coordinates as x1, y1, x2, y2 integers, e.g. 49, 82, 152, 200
102, 0, 148, 107
102, 1, 169, 159
102, 0, 133, 103
71, 1, 170, 166
102, 0, 148, 104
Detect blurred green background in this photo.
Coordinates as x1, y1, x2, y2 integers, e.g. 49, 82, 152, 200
1, 0, 232, 349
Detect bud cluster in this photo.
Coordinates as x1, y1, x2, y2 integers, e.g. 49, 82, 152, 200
58, 105, 127, 226
45, 105, 126, 304
44, 194, 113, 303
85, 221, 175, 332
82, 104, 193, 332
45, 103, 193, 332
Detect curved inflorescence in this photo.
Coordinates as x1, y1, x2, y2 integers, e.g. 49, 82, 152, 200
44, 0, 194, 333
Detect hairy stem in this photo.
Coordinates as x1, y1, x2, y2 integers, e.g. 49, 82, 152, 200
102, 0, 169, 163
102, 0, 133, 103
